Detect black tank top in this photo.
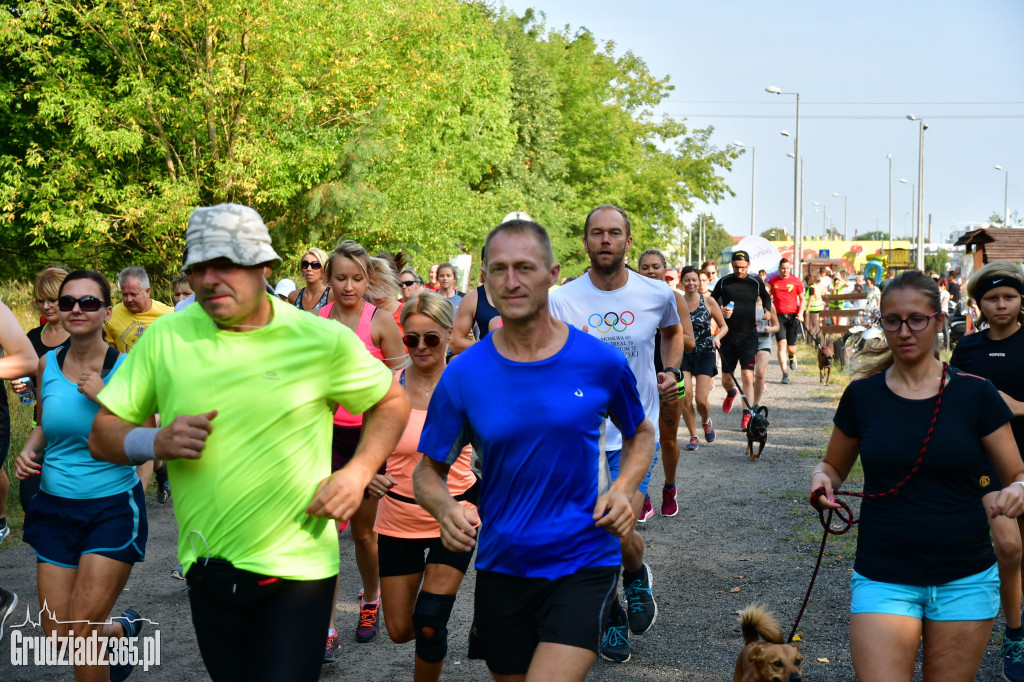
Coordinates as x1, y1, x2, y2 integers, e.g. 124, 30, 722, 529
473, 285, 500, 339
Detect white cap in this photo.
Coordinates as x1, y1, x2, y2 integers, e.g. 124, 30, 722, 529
501, 211, 533, 224
274, 278, 297, 297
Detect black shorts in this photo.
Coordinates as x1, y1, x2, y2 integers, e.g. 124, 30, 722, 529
331, 425, 386, 497
468, 566, 618, 675
719, 333, 757, 374
681, 350, 717, 377
377, 534, 475, 578
775, 313, 800, 346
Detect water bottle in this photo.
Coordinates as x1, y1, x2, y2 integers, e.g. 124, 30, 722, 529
725, 301, 735, 318
16, 377, 35, 406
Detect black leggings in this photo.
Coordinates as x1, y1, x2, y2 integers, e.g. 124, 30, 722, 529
187, 562, 335, 681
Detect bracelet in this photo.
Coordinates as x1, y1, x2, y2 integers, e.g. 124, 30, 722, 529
1013, 481, 1024, 492
124, 427, 159, 464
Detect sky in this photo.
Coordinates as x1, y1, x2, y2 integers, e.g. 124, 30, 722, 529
498, 0, 1024, 242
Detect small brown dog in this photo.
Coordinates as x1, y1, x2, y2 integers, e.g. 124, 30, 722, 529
733, 604, 803, 682
817, 337, 834, 385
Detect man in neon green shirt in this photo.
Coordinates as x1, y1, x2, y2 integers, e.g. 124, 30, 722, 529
90, 203, 409, 681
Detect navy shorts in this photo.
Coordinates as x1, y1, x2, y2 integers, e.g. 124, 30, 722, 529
468, 566, 618, 675
24, 482, 147, 567
682, 350, 718, 377
377, 533, 475, 578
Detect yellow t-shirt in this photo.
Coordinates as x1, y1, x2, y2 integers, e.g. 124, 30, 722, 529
104, 300, 174, 352
98, 295, 393, 580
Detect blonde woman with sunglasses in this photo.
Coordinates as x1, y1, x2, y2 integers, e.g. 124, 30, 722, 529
288, 247, 333, 313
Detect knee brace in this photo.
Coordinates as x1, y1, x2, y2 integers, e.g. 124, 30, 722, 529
412, 591, 456, 664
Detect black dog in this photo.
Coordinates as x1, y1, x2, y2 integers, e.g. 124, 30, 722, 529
746, 406, 769, 462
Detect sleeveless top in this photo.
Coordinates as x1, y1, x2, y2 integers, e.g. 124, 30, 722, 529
294, 286, 331, 313
472, 284, 500, 339
320, 301, 384, 427
686, 294, 714, 354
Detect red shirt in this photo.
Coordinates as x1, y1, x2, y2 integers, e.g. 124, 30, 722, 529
767, 275, 804, 314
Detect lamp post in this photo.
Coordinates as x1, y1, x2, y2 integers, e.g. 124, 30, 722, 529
900, 178, 915, 242
832, 192, 848, 241
887, 154, 893, 260
995, 165, 1010, 227
907, 115, 927, 270
767, 86, 801, 276
812, 202, 828, 238
735, 141, 757, 235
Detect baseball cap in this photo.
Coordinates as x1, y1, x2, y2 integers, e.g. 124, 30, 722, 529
501, 211, 533, 224
732, 250, 750, 263
665, 269, 678, 281
274, 278, 297, 298
183, 204, 281, 270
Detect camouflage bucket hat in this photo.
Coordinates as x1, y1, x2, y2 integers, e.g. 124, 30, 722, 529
183, 204, 281, 270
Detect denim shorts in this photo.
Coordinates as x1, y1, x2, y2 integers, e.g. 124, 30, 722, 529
606, 443, 660, 498
850, 563, 1000, 621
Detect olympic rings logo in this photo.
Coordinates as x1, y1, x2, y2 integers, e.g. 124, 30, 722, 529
588, 311, 635, 334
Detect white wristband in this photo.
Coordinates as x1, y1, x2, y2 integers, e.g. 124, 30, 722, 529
124, 428, 159, 464
1013, 481, 1024, 492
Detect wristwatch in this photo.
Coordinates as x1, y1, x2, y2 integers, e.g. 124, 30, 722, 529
664, 367, 682, 381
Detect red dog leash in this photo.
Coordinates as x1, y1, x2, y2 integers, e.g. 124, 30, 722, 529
788, 363, 948, 643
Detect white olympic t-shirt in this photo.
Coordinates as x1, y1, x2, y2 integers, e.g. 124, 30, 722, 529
549, 270, 679, 450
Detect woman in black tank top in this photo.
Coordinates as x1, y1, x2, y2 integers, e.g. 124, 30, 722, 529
287, 248, 333, 313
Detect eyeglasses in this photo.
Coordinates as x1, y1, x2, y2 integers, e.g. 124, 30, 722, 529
58, 295, 104, 312
402, 332, 443, 348
35, 298, 58, 307
879, 311, 940, 332
400, 281, 418, 288
300, 260, 322, 270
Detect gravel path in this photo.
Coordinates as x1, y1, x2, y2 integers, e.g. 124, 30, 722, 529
0, 344, 1009, 680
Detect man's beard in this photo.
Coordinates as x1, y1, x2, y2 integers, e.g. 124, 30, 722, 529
589, 250, 626, 275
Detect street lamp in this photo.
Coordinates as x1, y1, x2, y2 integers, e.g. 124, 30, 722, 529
907, 115, 927, 270
832, 192, 848, 240
767, 85, 802, 276
812, 202, 828, 238
995, 165, 1010, 227
735, 141, 756, 235
900, 178, 915, 242
887, 154, 893, 260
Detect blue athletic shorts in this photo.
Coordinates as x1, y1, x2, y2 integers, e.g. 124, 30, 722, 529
606, 443, 660, 498
849, 563, 999, 621
24, 482, 148, 568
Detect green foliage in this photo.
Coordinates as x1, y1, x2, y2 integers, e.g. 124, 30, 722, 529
0, 1, 737, 285
761, 227, 787, 241
687, 213, 734, 267
855, 230, 889, 241
924, 247, 949, 275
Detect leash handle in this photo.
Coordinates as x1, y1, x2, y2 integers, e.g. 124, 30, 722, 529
791, 362, 949, 643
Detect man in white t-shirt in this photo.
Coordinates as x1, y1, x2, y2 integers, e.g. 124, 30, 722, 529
549, 204, 686, 664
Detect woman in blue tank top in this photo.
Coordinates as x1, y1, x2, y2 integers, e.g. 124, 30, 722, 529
15, 270, 148, 681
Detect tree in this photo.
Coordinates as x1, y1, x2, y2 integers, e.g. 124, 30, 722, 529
683, 213, 733, 268
761, 228, 787, 241
855, 231, 889, 241
924, 248, 949, 275
988, 210, 1021, 227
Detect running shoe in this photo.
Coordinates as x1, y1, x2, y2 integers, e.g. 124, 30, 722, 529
638, 495, 654, 523
323, 629, 339, 663
600, 601, 631, 663
0, 588, 17, 641
661, 487, 678, 517
171, 565, 186, 581
110, 609, 145, 682
623, 563, 657, 634
703, 419, 716, 443
1003, 628, 1024, 682
685, 436, 699, 451
741, 411, 751, 432
157, 482, 171, 504
356, 596, 381, 643
789, 356, 797, 370
338, 519, 350, 533
722, 388, 738, 413
782, 374, 790, 385
0, 520, 8, 545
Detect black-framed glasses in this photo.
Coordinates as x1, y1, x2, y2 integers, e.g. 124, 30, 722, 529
300, 260, 322, 270
879, 311, 940, 332
400, 280, 417, 288
58, 295, 104, 312
402, 332, 443, 348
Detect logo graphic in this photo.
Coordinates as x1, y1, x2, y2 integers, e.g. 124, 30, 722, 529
574, 389, 584, 397
979, 475, 991, 487
588, 311, 635, 334
9, 601, 161, 671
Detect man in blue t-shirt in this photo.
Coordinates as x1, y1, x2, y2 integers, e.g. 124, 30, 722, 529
415, 218, 655, 681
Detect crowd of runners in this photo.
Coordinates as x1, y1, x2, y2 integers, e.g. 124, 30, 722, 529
0, 202, 1023, 682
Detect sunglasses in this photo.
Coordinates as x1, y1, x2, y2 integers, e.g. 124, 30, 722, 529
400, 280, 418, 288
58, 295, 104, 312
300, 260, 322, 270
402, 332, 443, 348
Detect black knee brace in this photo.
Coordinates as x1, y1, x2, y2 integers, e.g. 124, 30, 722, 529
412, 591, 456, 664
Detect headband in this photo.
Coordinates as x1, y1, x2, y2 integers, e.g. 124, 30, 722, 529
974, 275, 1024, 301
